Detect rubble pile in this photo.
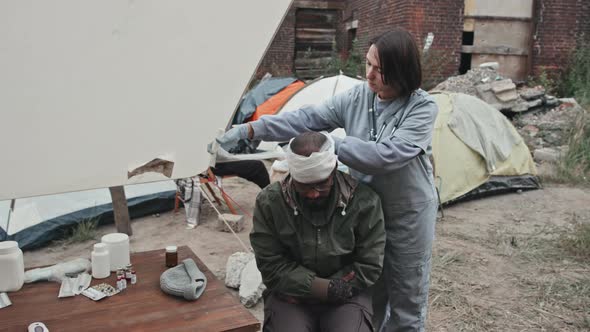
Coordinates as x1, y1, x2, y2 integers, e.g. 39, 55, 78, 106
513, 98, 585, 161
434, 62, 586, 164
433, 63, 557, 113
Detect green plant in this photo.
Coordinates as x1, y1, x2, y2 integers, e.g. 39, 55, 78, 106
343, 38, 365, 78
559, 40, 590, 106
527, 67, 558, 95
326, 41, 343, 76
326, 38, 365, 78
65, 217, 99, 244
556, 111, 590, 183
421, 48, 451, 90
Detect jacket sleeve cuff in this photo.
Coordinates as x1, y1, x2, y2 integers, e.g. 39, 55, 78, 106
250, 120, 267, 140
310, 277, 330, 300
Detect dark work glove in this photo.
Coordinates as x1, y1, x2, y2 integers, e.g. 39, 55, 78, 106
327, 279, 354, 303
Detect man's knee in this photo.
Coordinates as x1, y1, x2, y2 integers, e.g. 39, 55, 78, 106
263, 294, 316, 332
321, 293, 374, 332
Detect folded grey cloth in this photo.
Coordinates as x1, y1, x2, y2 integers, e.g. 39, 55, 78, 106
160, 258, 207, 300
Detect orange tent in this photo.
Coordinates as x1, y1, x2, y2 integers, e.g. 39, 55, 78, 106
246, 80, 305, 122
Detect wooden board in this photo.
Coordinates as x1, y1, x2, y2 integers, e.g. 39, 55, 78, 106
464, 0, 533, 18
0, 246, 260, 332
294, 8, 338, 79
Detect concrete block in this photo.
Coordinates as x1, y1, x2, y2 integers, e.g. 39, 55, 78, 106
225, 252, 255, 289
527, 99, 543, 109
519, 87, 545, 101
479, 62, 499, 70
217, 213, 244, 233
496, 89, 519, 102
239, 258, 266, 308
491, 79, 516, 94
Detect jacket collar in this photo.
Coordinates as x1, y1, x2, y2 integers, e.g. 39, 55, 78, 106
280, 171, 358, 220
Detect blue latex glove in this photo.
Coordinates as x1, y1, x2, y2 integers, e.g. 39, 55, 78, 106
216, 124, 250, 151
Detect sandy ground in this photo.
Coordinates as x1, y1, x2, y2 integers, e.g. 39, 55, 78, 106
23, 176, 590, 331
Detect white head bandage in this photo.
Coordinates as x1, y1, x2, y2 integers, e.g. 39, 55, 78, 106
286, 132, 337, 184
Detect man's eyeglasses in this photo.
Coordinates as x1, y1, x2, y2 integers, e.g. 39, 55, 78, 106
292, 174, 334, 193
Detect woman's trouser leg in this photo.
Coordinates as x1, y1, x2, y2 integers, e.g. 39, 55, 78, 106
380, 199, 437, 332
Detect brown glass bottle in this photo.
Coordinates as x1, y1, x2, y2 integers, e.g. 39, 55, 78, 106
165, 246, 178, 267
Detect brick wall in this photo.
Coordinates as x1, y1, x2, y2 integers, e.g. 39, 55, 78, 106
258, 0, 589, 83
255, 0, 345, 79
255, 2, 296, 78
343, 0, 463, 86
532, 0, 589, 75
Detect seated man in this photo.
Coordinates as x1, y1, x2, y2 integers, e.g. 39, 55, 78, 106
250, 132, 385, 332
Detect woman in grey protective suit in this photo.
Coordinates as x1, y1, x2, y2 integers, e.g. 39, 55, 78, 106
218, 28, 438, 332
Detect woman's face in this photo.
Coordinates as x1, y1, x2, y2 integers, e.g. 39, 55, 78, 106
366, 44, 397, 99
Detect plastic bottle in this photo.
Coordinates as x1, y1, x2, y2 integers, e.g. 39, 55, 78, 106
185, 182, 201, 227
91, 243, 110, 279
0, 241, 24, 292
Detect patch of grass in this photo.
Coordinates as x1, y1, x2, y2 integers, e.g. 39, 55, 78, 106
558, 111, 590, 184
532, 275, 590, 313
486, 225, 567, 264
559, 222, 590, 259
56, 217, 99, 245
433, 251, 463, 269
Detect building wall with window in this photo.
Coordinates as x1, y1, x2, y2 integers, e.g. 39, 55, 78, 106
256, 0, 589, 85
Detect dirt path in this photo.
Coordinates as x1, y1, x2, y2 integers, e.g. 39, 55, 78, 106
23, 179, 590, 331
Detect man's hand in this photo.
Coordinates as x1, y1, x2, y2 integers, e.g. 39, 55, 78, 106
327, 278, 354, 303
311, 271, 357, 304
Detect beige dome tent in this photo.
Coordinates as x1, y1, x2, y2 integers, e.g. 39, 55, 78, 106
431, 92, 539, 204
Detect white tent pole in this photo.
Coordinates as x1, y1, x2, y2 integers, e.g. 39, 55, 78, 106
332, 72, 342, 96
5, 199, 15, 236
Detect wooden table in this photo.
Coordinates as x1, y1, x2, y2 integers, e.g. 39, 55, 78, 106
0, 246, 261, 332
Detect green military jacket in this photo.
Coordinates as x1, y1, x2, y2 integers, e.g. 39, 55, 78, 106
250, 171, 385, 298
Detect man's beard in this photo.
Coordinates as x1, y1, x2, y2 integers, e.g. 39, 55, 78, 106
305, 197, 329, 210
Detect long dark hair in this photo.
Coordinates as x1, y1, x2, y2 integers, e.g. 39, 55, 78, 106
370, 28, 422, 97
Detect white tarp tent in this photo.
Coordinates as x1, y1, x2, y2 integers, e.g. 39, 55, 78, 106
0, 182, 177, 249
0, 0, 292, 200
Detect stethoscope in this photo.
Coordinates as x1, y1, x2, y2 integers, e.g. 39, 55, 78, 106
368, 92, 409, 142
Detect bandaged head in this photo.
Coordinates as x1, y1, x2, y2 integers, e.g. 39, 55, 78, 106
286, 132, 337, 184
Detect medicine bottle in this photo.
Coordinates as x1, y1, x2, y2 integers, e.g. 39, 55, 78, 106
91, 243, 110, 279
165, 246, 178, 267
0, 241, 24, 292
